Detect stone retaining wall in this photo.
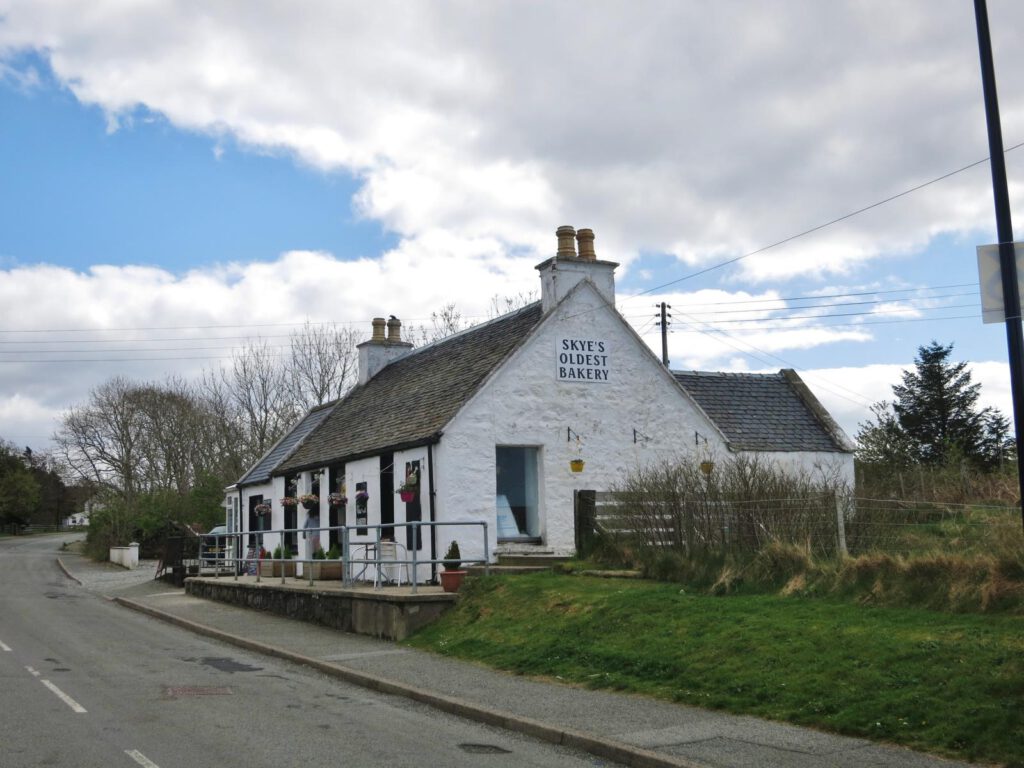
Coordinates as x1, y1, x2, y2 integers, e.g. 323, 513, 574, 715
185, 579, 455, 641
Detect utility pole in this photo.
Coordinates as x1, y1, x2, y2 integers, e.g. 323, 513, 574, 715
974, 0, 1024, 529
656, 302, 671, 366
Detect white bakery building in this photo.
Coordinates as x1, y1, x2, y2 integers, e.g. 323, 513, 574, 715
225, 226, 854, 581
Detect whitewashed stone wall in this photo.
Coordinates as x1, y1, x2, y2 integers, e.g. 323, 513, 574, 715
436, 280, 728, 561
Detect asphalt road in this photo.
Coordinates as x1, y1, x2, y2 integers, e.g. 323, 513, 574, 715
0, 535, 613, 768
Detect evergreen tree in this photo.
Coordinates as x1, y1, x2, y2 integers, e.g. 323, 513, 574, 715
856, 341, 1011, 469
892, 341, 984, 464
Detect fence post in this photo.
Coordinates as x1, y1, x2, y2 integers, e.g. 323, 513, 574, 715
574, 490, 596, 558
835, 493, 849, 557
411, 522, 419, 595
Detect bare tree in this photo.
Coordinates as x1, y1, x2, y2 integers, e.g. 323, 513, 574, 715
287, 321, 361, 409
55, 377, 147, 505
487, 291, 537, 318
203, 340, 297, 465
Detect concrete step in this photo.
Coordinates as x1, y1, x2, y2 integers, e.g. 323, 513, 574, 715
496, 553, 572, 568
467, 564, 551, 576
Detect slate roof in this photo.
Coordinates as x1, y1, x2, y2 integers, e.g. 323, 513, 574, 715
235, 401, 335, 487
672, 370, 851, 453
276, 303, 545, 474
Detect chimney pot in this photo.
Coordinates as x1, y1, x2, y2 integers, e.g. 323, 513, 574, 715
371, 317, 387, 342
556, 225, 577, 259
386, 316, 402, 343
576, 228, 596, 261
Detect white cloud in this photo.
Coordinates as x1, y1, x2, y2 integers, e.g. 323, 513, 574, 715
0, 239, 540, 445
801, 361, 1014, 440
1, 0, 1021, 280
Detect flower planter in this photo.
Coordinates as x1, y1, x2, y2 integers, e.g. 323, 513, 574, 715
399, 489, 416, 503
439, 569, 467, 593
570, 459, 585, 473
310, 561, 343, 580
302, 499, 319, 511
272, 562, 296, 578
258, 561, 275, 577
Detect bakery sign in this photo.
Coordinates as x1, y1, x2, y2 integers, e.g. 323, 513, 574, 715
557, 338, 610, 382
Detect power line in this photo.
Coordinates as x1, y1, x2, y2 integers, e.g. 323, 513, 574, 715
670, 282, 978, 308
678, 291, 976, 317
627, 140, 1024, 299
681, 302, 979, 325
669, 312, 980, 334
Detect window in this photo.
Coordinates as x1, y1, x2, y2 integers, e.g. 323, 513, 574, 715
496, 446, 540, 540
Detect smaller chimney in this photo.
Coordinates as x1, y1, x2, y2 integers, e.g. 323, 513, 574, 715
358, 315, 413, 384
576, 228, 596, 261
386, 316, 402, 343
556, 225, 577, 258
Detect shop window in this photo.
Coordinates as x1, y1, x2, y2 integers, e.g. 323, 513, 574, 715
496, 446, 540, 540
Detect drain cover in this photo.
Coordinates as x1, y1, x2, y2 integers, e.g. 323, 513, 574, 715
164, 686, 233, 698
458, 744, 511, 754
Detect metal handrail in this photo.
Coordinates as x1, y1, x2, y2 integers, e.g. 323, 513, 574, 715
198, 519, 489, 595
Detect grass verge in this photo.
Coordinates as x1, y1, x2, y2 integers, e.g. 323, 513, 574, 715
406, 573, 1024, 766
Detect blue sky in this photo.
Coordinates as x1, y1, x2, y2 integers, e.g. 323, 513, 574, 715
0, 1, 1022, 446
0, 53, 393, 271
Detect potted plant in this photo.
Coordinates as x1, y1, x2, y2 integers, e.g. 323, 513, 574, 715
355, 490, 369, 508
316, 543, 344, 580
280, 496, 298, 509
254, 502, 271, 515
396, 470, 418, 503
271, 545, 296, 577
570, 459, 585, 473
439, 540, 467, 593
300, 493, 319, 511
328, 492, 347, 509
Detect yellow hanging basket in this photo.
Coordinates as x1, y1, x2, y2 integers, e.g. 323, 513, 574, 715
570, 459, 585, 473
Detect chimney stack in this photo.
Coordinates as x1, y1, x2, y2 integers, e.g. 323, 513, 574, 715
556, 225, 577, 258
357, 315, 413, 384
386, 316, 402, 343
576, 228, 596, 261
535, 225, 618, 312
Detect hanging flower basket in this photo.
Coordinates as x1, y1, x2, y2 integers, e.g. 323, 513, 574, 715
328, 492, 347, 508
300, 493, 319, 511
254, 503, 271, 515
399, 489, 416, 503
355, 490, 369, 506
280, 496, 298, 508
570, 459, 585, 473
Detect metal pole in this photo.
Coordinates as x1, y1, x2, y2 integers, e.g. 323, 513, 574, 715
974, 0, 1024, 530
659, 302, 670, 366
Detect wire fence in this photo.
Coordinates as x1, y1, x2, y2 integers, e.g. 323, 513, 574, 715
584, 492, 1024, 559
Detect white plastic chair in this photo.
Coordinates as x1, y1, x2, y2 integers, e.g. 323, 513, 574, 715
374, 539, 409, 587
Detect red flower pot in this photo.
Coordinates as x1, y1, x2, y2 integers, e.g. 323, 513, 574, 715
399, 489, 416, 503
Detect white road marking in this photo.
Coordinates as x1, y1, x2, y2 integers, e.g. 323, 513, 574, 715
125, 749, 161, 768
40, 679, 87, 713
0, 640, 11, 652
25, 666, 40, 677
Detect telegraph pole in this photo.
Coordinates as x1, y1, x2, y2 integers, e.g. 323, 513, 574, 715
974, 0, 1024, 528
656, 302, 672, 365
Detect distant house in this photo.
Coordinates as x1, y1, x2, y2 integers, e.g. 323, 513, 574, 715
225, 226, 853, 580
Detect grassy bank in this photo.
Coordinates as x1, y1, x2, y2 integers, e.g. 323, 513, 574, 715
407, 573, 1024, 766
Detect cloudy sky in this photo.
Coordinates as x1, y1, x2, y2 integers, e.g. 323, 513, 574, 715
1, 0, 1023, 449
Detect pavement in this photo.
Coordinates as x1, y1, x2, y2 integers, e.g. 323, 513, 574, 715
56, 550, 980, 768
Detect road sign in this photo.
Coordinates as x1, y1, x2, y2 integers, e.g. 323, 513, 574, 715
976, 242, 1023, 323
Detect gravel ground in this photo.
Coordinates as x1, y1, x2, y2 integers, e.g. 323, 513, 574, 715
57, 538, 162, 595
